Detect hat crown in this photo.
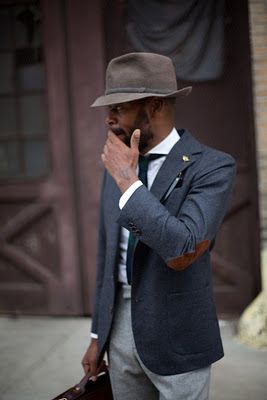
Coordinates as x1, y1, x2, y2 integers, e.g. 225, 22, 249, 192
105, 52, 178, 95
91, 52, 192, 107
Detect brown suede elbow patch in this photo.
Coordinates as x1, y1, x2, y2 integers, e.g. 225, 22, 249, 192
167, 239, 210, 271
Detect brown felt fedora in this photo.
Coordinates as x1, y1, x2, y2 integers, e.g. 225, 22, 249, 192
91, 52, 192, 107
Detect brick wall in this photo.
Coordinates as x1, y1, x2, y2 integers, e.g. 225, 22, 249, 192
249, 0, 267, 249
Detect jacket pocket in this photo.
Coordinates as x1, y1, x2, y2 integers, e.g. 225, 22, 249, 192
167, 286, 218, 355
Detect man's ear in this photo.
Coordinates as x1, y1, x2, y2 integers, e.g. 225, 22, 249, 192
147, 97, 164, 117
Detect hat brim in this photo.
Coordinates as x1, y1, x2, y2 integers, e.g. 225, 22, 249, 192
91, 86, 192, 107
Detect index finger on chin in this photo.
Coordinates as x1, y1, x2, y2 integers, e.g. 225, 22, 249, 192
108, 130, 126, 146
107, 130, 117, 142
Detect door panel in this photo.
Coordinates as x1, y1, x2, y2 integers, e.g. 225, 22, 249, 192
63, 0, 106, 315
174, 0, 261, 316
0, 0, 82, 315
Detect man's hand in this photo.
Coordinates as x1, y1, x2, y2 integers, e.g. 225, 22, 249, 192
101, 129, 141, 193
81, 339, 106, 381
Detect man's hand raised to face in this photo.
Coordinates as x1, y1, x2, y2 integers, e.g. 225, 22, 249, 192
101, 129, 141, 193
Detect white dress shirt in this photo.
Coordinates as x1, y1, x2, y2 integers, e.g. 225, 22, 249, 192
91, 128, 180, 338
117, 127, 180, 283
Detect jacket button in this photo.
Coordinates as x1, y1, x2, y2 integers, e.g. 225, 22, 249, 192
128, 222, 134, 228
134, 228, 142, 236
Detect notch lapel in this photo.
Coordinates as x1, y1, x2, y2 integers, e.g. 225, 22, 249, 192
107, 175, 122, 260
150, 130, 203, 201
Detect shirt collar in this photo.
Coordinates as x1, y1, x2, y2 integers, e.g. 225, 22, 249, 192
146, 127, 180, 155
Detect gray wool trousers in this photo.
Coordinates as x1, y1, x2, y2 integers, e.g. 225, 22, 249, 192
108, 284, 211, 400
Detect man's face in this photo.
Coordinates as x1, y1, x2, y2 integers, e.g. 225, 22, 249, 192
106, 100, 154, 152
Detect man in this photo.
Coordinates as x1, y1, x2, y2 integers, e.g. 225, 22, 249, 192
82, 52, 235, 400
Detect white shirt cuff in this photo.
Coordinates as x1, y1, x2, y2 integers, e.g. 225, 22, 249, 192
119, 180, 143, 209
91, 332, 98, 339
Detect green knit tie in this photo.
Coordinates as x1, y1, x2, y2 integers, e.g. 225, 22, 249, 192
126, 154, 164, 284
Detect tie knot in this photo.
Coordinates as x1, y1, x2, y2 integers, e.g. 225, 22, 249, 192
139, 153, 164, 163
138, 154, 164, 186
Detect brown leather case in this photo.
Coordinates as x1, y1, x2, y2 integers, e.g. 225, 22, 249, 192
52, 371, 113, 400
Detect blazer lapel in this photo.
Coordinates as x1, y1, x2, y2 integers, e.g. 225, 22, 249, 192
107, 175, 121, 266
109, 176, 121, 222
150, 130, 203, 202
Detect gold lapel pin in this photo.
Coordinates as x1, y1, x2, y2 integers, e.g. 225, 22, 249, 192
182, 155, 190, 162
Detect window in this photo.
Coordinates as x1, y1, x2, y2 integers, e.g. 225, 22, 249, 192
0, 1, 49, 180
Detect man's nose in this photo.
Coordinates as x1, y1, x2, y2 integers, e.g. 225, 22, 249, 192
105, 111, 117, 127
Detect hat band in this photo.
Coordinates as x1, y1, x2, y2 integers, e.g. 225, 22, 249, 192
105, 87, 176, 95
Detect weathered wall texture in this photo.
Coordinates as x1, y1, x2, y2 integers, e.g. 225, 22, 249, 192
249, 0, 267, 252
238, 0, 267, 348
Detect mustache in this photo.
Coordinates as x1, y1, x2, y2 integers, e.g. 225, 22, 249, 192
110, 127, 126, 136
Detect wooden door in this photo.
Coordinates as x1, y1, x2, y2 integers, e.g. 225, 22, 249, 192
103, 0, 261, 316
0, 0, 261, 317
174, 0, 261, 316
0, 0, 83, 315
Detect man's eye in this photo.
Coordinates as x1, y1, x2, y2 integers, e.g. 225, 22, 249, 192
110, 105, 123, 113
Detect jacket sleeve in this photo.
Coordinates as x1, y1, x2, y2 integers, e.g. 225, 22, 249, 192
117, 151, 236, 271
91, 172, 107, 335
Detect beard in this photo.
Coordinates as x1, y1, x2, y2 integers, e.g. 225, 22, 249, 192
111, 109, 154, 153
